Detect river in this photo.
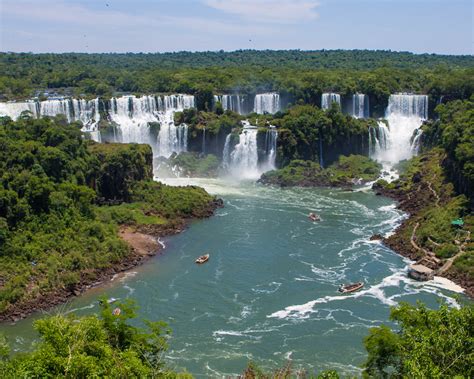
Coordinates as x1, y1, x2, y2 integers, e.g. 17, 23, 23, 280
0, 178, 463, 377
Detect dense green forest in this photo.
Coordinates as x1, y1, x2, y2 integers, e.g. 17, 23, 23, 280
0, 114, 218, 317
181, 103, 377, 166
1, 51, 473, 110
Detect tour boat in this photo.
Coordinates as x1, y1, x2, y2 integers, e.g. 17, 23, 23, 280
195, 254, 210, 264
308, 213, 320, 222
338, 282, 364, 293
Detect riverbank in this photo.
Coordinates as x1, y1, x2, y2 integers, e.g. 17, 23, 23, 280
0, 197, 223, 323
373, 149, 473, 297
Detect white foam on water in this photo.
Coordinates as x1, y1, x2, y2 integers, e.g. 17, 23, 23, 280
157, 238, 166, 249
252, 281, 282, 294
429, 276, 464, 293
268, 271, 418, 320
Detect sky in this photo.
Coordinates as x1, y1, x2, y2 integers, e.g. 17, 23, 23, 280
0, 0, 472, 55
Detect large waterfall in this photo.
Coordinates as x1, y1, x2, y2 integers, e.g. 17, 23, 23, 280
254, 93, 280, 114
371, 94, 428, 165
321, 93, 341, 109
351, 94, 369, 118
108, 94, 194, 158
214, 95, 244, 114
228, 121, 260, 179
0, 98, 101, 139
223, 121, 278, 179
261, 126, 278, 172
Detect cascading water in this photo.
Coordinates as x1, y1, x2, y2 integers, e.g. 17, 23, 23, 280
214, 95, 243, 114
223, 121, 278, 179
0, 101, 39, 119
108, 94, 194, 158
369, 121, 389, 158
351, 94, 369, 118
254, 93, 280, 114
228, 121, 260, 179
321, 93, 341, 110
222, 134, 232, 170
261, 126, 278, 172
0, 98, 101, 140
371, 94, 428, 165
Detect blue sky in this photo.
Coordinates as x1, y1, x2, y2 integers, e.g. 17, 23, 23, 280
0, 0, 472, 54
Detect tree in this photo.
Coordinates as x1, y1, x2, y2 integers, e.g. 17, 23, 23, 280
1, 298, 189, 378
363, 302, 473, 378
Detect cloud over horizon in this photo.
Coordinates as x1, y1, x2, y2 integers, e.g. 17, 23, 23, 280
0, 0, 471, 54
203, 0, 320, 23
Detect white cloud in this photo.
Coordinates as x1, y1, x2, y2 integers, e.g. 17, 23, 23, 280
0, 0, 276, 52
203, 0, 320, 23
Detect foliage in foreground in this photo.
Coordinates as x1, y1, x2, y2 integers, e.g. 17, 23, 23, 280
0, 298, 190, 378
363, 302, 473, 378
0, 300, 472, 378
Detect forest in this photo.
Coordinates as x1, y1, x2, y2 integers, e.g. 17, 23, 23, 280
0, 114, 218, 317
0, 51, 473, 111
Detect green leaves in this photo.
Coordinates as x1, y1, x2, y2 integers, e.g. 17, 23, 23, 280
363, 302, 474, 378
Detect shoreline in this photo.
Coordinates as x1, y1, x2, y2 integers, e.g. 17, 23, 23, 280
0, 198, 223, 323
373, 183, 473, 298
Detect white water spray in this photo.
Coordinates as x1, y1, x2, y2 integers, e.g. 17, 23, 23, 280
223, 121, 278, 180
371, 94, 428, 165
254, 93, 280, 114
108, 94, 194, 158
351, 94, 369, 118
0, 98, 101, 140
214, 95, 244, 114
321, 93, 341, 110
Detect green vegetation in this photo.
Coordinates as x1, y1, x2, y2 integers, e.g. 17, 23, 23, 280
0, 298, 191, 378
168, 152, 220, 178
363, 302, 473, 378
183, 104, 379, 168
0, 115, 216, 317
260, 155, 381, 187
0, 51, 473, 109
421, 96, 474, 204
374, 98, 474, 294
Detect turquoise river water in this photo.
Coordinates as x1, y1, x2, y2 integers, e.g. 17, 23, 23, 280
0, 179, 463, 377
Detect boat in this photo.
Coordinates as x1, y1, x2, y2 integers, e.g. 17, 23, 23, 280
195, 254, 210, 264
98, 297, 119, 305
308, 213, 320, 222
338, 282, 364, 293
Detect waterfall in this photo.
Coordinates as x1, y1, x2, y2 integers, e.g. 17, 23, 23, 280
261, 126, 278, 172
222, 134, 232, 170
370, 121, 390, 158
254, 93, 280, 114
371, 94, 428, 165
0, 98, 100, 140
321, 93, 341, 110
214, 95, 243, 114
0, 101, 39, 119
228, 121, 259, 179
108, 94, 194, 158
223, 121, 278, 179
351, 94, 369, 118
